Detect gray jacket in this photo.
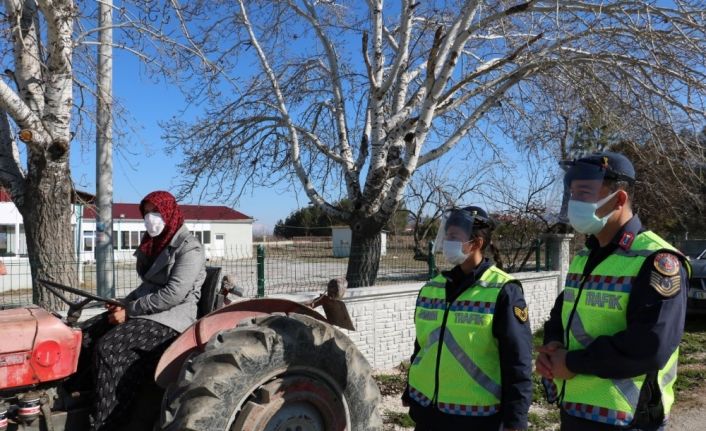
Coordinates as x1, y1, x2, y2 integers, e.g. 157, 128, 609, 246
125, 225, 206, 333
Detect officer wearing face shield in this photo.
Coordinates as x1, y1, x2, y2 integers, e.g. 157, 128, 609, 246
403, 206, 533, 431
536, 152, 690, 431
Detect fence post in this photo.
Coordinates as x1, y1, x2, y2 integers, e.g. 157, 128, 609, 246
427, 241, 436, 279
545, 239, 551, 271
257, 244, 265, 297
535, 239, 541, 272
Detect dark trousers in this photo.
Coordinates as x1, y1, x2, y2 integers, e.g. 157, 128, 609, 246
410, 412, 502, 431
76, 314, 177, 431
560, 410, 666, 431
414, 423, 501, 431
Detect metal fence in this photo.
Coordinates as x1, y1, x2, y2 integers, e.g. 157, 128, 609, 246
673, 239, 706, 258
0, 238, 547, 308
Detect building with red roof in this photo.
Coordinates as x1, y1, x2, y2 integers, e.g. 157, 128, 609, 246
79, 202, 254, 261
0, 189, 254, 261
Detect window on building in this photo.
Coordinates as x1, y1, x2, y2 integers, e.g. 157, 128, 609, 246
191, 230, 211, 244
18, 225, 26, 255
0, 225, 10, 255
121, 231, 130, 250
130, 231, 139, 249
84, 231, 94, 252
112, 231, 118, 249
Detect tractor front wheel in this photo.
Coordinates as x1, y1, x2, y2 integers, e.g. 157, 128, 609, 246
160, 313, 381, 431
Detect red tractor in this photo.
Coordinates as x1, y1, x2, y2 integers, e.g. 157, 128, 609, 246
0, 269, 381, 430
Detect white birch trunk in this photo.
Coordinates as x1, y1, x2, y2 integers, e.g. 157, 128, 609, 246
0, 0, 76, 309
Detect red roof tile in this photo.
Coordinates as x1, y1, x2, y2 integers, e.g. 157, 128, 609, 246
83, 203, 251, 221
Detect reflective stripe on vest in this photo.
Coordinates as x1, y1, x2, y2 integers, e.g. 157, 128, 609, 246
558, 230, 686, 426
408, 266, 517, 416
568, 312, 641, 409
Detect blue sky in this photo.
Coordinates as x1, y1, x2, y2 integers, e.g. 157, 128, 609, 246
69, 49, 301, 234
65, 7, 562, 235
67, 46, 552, 233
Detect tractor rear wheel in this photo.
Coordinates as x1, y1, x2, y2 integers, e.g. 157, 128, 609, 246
160, 313, 381, 431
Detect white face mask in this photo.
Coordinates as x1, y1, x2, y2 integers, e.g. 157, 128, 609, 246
567, 191, 619, 235
144, 212, 165, 237
443, 240, 469, 265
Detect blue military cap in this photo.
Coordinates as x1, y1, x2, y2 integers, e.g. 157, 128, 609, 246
563, 151, 636, 186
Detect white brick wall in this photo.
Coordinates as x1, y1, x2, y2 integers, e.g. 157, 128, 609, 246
339, 271, 561, 369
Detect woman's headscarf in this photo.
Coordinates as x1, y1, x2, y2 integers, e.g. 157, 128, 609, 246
138, 191, 185, 258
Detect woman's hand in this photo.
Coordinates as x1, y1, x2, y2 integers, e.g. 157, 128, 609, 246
106, 302, 127, 325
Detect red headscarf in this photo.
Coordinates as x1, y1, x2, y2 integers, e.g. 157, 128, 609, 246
138, 191, 185, 258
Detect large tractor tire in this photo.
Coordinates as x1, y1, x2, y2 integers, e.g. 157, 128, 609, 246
160, 313, 382, 431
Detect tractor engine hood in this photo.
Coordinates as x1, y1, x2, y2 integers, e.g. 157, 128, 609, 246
0, 306, 82, 391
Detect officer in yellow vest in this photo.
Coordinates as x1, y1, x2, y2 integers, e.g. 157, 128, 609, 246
403, 206, 533, 430
536, 152, 690, 431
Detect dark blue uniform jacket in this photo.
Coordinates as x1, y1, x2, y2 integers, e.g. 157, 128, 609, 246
543, 216, 689, 430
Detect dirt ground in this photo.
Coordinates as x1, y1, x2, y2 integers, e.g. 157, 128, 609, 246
376, 357, 706, 431
667, 383, 706, 430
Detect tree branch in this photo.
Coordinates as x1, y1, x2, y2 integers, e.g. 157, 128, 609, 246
236, 0, 346, 220
0, 78, 50, 150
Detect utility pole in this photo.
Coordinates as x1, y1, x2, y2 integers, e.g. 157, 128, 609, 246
96, 0, 114, 298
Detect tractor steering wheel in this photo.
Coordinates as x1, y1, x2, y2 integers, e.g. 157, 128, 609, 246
36, 278, 124, 323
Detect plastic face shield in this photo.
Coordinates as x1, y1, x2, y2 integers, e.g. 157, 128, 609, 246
433, 208, 481, 253
562, 159, 614, 203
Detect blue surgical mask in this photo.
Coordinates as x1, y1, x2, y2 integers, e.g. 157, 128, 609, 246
567, 191, 619, 235
443, 240, 469, 265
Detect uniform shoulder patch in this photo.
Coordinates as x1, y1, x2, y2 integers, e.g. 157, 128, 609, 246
653, 253, 680, 276
513, 305, 528, 323
650, 272, 681, 297
618, 232, 635, 250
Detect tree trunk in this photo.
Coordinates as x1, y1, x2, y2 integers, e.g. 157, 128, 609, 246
556, 186, 571, 233
345, 219, 382, 288
18, 159, 76, 310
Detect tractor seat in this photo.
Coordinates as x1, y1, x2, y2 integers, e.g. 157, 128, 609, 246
197, 266, 223, 318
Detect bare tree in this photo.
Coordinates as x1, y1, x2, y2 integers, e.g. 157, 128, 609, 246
0, 1, 78, 307
163, 1, 705, 286
0, 1, 216, 307
480, 152, 558, 270
404, 160, 491, 259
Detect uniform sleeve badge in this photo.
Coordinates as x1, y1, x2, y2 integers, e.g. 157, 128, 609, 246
513, 305, 528, 323
654, 253, 680, 276
650, 272, 681, 297
651, 253, 681, 297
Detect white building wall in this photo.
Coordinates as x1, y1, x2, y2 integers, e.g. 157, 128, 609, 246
336, 271, 561, 369
0, 202, 26, 256
0, 202, 23, 224
76, 219, 254, 262
331, 227, 387, 258
209, 221, 253, 259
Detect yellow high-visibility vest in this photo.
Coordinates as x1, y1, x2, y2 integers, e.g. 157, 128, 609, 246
556, 230, 688, 426
408, 266, 517, 416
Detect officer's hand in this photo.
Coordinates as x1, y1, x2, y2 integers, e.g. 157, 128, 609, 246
535, 341, 563, 379
548, 348, 576, 380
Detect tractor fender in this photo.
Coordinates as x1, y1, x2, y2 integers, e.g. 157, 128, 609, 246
154, 298, 329, 388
